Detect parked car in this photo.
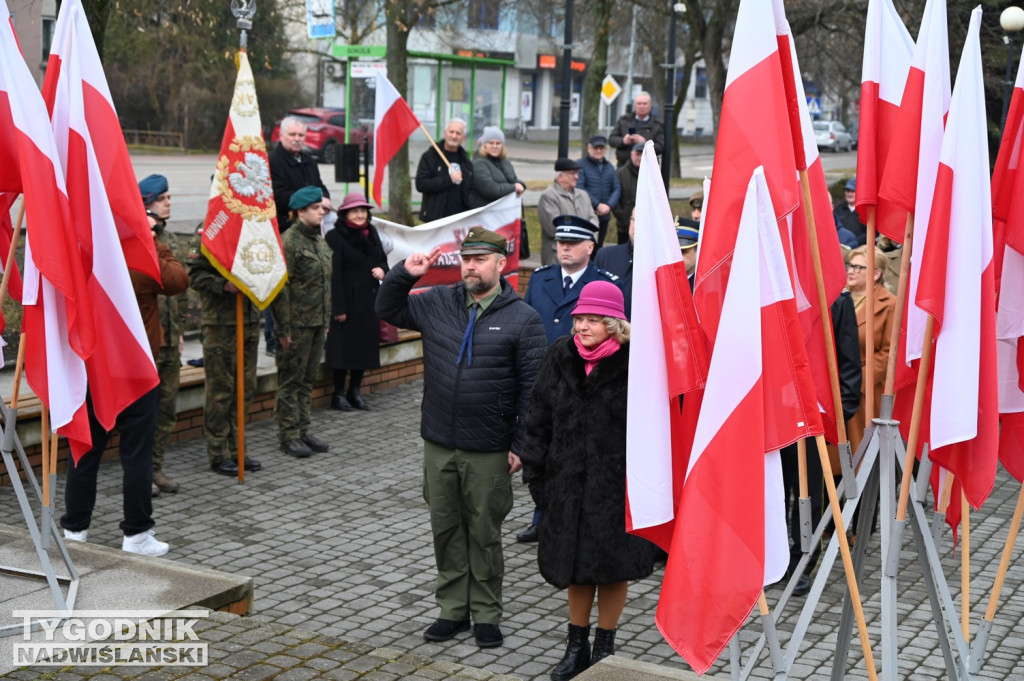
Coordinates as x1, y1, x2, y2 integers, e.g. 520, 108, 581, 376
813, 120, 853, 153
270, 107, 372, 164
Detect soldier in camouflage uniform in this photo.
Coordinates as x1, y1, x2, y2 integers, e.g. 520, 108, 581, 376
139, 175, 188, 496
186, 227, 264, 477
269, 186, 333, 458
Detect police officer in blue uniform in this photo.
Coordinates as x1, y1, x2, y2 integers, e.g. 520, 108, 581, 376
524, 214, 620, 344
517, 215, 620, 544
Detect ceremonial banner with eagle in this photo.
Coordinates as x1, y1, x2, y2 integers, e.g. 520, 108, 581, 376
201, 51, 286, 309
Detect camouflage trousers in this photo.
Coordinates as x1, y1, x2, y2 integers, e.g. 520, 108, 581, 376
274, 326, 325, 443
153, 344, 181, 469
201, 324, 259, 465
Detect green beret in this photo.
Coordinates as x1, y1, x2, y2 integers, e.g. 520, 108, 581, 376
460, 227, 507, 256
288, 186, 323, 210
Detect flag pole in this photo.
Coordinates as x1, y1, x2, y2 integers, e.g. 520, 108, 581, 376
756, 591, 783, 671
236, 292, 246, 484
797, 170, 856, 493
864, 208, 877, 427
894, 314, 935, 526
0, 200, 24, 311
970, 481, 1024, 672
40, 404, 50, 508
884, 214, 914, 397
960, 489, 970, 641
10, 332, 25, 409
418, 123, 453, 172
797, 439, 812, 552
815, 433, 878, 680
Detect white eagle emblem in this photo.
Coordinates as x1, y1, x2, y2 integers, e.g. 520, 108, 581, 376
228, 153, 273, 204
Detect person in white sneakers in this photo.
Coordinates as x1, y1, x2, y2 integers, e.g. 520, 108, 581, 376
60, 217, 189, 556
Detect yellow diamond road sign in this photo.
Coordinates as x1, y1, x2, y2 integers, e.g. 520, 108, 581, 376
601, 75, 621, 106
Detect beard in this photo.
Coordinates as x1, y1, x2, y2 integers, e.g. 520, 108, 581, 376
463, 273, 496, 295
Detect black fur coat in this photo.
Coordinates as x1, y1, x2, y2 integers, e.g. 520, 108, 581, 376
520, 336, 656, 588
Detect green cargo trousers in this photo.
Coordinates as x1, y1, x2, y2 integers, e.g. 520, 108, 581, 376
274, 325, 325, 443
153, 344, 181, 469
201, 324, 259, 465
422, 441, 514, 625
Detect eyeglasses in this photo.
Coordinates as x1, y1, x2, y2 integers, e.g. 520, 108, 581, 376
846, 264, 868, 273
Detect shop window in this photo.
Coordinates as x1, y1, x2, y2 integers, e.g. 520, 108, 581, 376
468, 0, 500, 30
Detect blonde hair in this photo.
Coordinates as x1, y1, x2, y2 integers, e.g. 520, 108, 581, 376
850, 244, 886, 283
572, 316, 630, 343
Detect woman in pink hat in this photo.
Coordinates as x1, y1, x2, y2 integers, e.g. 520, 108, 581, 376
324, 191, 390, 411
520, 280, 655, 680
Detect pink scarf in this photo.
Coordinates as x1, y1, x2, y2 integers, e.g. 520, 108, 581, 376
573, 335, 621, 376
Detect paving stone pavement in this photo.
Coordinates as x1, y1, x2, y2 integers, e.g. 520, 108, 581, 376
2, 378, 1023, 679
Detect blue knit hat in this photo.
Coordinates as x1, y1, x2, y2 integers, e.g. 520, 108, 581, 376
138, 174, 169, 205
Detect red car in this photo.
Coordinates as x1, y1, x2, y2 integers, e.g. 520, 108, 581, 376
270, 107, 372, 164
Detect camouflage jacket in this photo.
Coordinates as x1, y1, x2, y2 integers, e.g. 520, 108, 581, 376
270, 220, 332, 336
186, 230, 261, 327
155, 228, 190, 347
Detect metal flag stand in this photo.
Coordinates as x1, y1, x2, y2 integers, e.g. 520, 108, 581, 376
0, 396, 80, 637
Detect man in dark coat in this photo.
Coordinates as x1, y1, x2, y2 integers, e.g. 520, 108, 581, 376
577, 135, 621, 248
415, 118, 475, 221
376, 227, 547, 649
834, 177, 867, 246
612, 144, 642, 245
781, 290, 861, 596
594, 209, 634, 318
608, 92, 666, 167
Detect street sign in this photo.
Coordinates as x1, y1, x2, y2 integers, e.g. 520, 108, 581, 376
601, 75, 621, 106
350, 61, 387, 79
331, 44, 387, 59
807, 96, 822, 117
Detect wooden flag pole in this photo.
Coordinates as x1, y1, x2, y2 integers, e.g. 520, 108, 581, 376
797, 439, 811, 551
10, 332, 25, 410
960, 489, 970, 641
894, 315, 935, 523
0, 200, 25, 312
798, 171, 877, 679
40, 405, 50, 507
419, 123, 453, 171
984, 482, 1024, 620
236, 292, 246, 484
864, 208, 877, 424
815, 433, 878, 680
798, 169, 849, 446
49, 432, 59, 505
883, 214, 915, 397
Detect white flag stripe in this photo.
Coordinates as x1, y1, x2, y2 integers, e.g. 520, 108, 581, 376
724, 0, 778, 91
862, 0, 915, 104
997, 339, 1024, 413
625, 141, 682, 530
905, 0, 951, 363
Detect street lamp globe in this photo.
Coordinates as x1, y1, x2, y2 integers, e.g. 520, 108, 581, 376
1002, 6, 1024, 33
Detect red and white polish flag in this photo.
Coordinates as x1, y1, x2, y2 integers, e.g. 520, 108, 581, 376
877, 0, 950, 364
43, 0, 159, 282
994, 41, 1024, 483
43, 0, 159, 445
856, 0, 915, 240
624, 141, 708, 551
772, 0, 848, 442
656, 169, 796, 674
915, 6, 998, 522
692, 0, 798, 343
373, 73, 421, 209
0, 3, 92, 452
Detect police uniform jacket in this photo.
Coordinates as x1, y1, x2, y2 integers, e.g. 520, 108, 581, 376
376, 263, 547, 454
186, 231, 261, 327
524, 261, 620, 343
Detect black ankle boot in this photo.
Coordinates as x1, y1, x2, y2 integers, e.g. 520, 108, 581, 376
591, 627, 616, 664
347, 389, 369, 410
331, 393, 352, 411
551, 623, 590, 681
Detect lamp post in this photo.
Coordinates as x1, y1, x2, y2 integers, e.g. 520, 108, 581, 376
557, 0, 575, 160
661, 2, 686, 189
1000, 6, 1024, 132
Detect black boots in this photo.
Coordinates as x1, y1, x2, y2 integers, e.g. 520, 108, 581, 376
591, 627, 616, 665
551, 623, 591, 681
331, 393, 352, 411
347, 389, 369, 410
